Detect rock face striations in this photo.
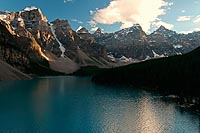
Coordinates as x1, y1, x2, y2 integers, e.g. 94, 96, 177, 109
1, 7, 62, 57
0, 19, 46, 74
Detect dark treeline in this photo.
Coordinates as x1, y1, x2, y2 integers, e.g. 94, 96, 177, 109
92, 46, 200, 98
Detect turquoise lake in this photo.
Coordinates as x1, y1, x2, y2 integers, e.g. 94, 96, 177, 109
0, 76, 199, 133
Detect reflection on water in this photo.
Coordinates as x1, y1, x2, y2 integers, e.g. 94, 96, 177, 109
0, 76, 199, 133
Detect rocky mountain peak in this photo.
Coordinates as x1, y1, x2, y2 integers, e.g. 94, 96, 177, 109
76, 27, 96, 44
150, 25, 176, 39
94, 28, 103, 35
77, 27, 89, 34
0, 6, 48, 29
116, 24, 145, 35
76, 26, 83, 32
1, 8, 63, 57
50, 18, 76, 49
132, 23, 142, 29
21, 7, 48, 23
51, 19, 72, 31
157, 25, 167, 31
155, 25, 175, 34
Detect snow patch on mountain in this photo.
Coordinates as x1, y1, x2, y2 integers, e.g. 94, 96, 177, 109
120, 56, 133, 63
152, 50, 160, 57
50, 23, 66, 57
176, 52, 182, 55
76, 26, 83, 32
145, 56, 151, 60
23, 6, 37, 11
173, 45, 183, 49
117, 24, 141, 36
17, 18, 23, 22
152, 50, 165, 58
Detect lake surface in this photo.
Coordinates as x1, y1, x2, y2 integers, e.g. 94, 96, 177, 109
0, 76, 199, 133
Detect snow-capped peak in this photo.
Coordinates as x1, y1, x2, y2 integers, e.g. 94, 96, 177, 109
76, 26, 83, 32
23, 6, 37, 11
76, 27, 89, 34
157, 25, 168, 32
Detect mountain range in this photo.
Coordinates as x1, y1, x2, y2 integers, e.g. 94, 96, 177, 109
0, 6, 200, 79
93, 24, 200, 61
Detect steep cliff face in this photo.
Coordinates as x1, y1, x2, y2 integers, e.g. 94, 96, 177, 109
0, 19, 53, 75
50, 20, 110, 67
50, 19, 78, 58
1, 7, 61, 57
0, 20, 42, 59
0, 7, 112, 76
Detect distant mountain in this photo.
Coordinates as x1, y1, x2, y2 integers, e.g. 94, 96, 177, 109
93, 24, 200, 61
93, 24, 152, 60
93, 28, 103, 36
147, 26, 200, 56
76, 26, 96, 44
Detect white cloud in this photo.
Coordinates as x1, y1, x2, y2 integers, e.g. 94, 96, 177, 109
177, 16, 191, 21
88, 20, 97, 27
89, 10, 95, 15
194, 28, 200, 31
179, 28, 200, 34
64, 0, 72, 3
88, 20, 98, 31
193, 15, 200, 23
91, 27, 98, 31
179, 30, 193, 34
71, 19, 83, 24
90, 0, 173, 32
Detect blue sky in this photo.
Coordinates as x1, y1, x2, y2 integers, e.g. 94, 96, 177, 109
0, 0, 200, 33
